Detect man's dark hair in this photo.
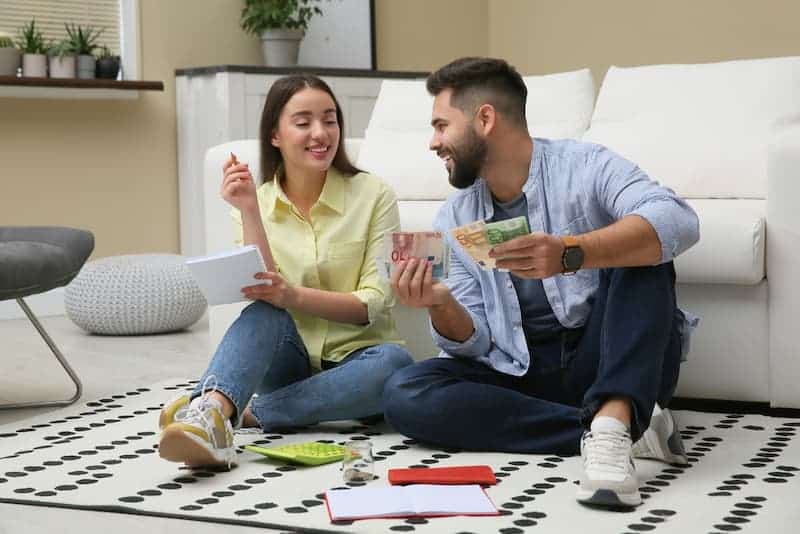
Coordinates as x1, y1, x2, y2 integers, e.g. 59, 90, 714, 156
426, 57, 528, 128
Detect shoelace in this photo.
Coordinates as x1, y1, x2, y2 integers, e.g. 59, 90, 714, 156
583, 430, 632, 473
175, 375, 222, 448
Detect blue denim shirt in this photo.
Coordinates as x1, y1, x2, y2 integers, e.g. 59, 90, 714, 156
431, 138, 700, 376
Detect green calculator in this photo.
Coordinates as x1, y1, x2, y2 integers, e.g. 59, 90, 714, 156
244, 441, 347, 466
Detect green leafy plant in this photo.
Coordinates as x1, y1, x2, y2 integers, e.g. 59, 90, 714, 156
47, 38, 76, 58
65, 23, 104, 55
240, 0, 324, 34
16, 19, 47, 54
0, 31, 14, 48
97, 45, 117, 59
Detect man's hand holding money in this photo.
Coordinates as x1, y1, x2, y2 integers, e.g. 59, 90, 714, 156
390, 258, 451, 309
488, 232, 566, 279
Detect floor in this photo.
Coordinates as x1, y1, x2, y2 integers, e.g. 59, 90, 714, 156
0, 313, 268, 533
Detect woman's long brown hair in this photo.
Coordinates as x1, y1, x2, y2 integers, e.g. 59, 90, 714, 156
258, 74, 361, 182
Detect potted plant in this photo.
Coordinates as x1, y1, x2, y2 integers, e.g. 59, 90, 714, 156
0, 31, 21, 77
47, 39, 76, 79
65, 23, 103, 79
95, 45, 120, 80
16, 19, 47, 78
240, 0, 325, 67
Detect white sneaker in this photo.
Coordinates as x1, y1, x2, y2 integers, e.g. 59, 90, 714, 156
632, 405, 689, 466
577, 416, 641, 508
158, 377, 236, 469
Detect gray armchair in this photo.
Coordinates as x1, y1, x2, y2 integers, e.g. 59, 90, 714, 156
0, 226, 94, 409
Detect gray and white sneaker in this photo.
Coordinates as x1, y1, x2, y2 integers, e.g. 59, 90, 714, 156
577, 416, 641, 508
632, 406, 689, 466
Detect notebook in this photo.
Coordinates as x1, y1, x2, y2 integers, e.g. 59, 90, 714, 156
388, 465, 497, 486
185, 245, 267, 305
324, 484, 499, 521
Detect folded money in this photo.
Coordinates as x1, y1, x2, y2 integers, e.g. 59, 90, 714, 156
450, 216, 530, 270
377, 231, 449, 280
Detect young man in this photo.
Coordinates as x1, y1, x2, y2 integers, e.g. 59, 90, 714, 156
383, 57, 700, 508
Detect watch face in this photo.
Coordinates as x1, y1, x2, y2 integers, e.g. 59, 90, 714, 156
564, 247, 584, 271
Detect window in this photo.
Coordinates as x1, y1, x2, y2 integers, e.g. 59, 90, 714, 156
0, 0, 139, 79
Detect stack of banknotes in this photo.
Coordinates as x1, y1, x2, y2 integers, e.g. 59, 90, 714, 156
377, 231, 449, 280
376, 216, 530, 280
450, 215, 530, 270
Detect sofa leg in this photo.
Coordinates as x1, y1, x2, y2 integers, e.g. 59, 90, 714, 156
0, 298, 83, 409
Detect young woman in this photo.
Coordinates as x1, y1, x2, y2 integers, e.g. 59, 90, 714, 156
157, 74, 412, 468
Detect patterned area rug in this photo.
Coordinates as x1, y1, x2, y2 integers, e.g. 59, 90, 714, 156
1, 379, 799, 533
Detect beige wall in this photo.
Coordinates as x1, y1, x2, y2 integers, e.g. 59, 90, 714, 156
488, 0, 800, 82
375, 0, 488, 71
0, 0, 261, 259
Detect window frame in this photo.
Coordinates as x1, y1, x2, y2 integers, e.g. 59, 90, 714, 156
120, 0, 139, 80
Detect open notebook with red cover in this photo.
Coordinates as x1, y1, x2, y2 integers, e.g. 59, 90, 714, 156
388, 465, 497, 486
325, 484, 499, 521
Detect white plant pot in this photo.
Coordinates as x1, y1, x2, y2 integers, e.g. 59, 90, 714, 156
77, 54, 95, 79
260, 28, 304, 67
0, 47, 21, 76
48, 55, 76, 79
22, 53, 47, 78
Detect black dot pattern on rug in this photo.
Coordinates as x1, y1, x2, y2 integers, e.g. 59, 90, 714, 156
284, 506, 308, 513
254, 502, 277, 509
405, 517, 428, 524
180, 505, 203, 511
389, 526, 415, 532
234, 509, 258, 516
119, 496, 144, 503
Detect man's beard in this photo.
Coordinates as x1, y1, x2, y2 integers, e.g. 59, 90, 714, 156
446, 128, 487, 189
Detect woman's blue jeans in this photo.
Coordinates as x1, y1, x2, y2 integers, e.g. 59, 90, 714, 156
192, 301, 412, 430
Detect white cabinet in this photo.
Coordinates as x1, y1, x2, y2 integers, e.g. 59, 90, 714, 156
175, 66, 425, 256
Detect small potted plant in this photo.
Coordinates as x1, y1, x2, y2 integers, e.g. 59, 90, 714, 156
65, 23, 103, 79
95, 45, 120, 80
47, 39, 76, 79
240, 0, 325, 67
16, 19, 47, 78
0, 31, 21, 77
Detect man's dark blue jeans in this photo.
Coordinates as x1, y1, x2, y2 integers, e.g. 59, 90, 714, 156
382, 262, 684, 455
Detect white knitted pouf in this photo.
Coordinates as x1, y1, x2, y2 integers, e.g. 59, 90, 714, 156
65, 254, 207, 335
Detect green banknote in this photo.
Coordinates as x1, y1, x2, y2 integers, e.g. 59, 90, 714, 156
485, 216, 530, 246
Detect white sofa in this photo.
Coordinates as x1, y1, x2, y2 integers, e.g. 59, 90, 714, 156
202, 57, 800, 408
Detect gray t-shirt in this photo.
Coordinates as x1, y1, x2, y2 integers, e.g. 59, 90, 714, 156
490, 194, 563, 345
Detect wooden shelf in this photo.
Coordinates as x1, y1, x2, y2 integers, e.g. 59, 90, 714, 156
0, 76, 164, 99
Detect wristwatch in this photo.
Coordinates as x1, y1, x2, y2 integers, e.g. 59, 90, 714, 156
561, 235, 584, 275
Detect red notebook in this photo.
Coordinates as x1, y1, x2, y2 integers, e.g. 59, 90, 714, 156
388, 465, 497, 486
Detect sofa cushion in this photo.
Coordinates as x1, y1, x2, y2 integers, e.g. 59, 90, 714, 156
358, 69, 596, 201
583, 56, 800, 199
397, 200, 443, 232
674, 199, 765, 285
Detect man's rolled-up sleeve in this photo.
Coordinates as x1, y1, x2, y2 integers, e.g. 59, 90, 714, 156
429, 207, 492, 359
592, 146, 700, 263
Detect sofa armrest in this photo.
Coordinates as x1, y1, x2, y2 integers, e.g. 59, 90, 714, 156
345, 138, 363, 162
767, 131, 800, 408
